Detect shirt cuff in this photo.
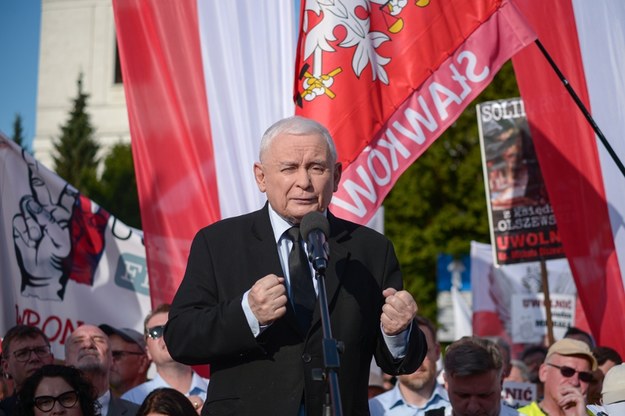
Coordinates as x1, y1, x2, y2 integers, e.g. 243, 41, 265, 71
242, 290, 270, 337
382, 321, 412, 359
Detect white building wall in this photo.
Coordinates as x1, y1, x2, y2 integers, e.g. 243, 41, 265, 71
34, 0, 130, 170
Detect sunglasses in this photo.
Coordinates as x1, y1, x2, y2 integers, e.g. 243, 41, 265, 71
33, 390, 79, 412
146, 325, 165, 340
547, 363, 593, 383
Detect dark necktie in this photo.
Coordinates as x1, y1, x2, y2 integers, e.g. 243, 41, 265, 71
287, 226, 316, 333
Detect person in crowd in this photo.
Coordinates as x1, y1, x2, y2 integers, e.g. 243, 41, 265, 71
99, 325, 150, 398
518, 338, 596, 416
521, 344, 548, 400
369, 316, 450, 415
444, 336, 519, 416
586, 345, 624, 407
122, 304, 207, 413
0, 377, 11, 401
164, 115, 426, 415
136, 388, 198, 416
486, 336, 513, 380
505, 359, 530, 383
599, 363, 625, 415
65, 325, 139, 416
593, 346, 622, 375
13, 364, 98, 416
0, 325, 54, 415
563, 327, 594, 349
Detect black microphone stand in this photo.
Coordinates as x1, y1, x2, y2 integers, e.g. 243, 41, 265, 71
312, 266, 343, 416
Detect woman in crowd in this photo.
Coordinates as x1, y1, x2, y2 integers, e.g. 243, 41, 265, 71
136, 388, 198, 416
14, 365, 98, 416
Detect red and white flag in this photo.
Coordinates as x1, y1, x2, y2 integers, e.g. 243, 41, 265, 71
0, 135, 150, 358
112, 1, 297, 307
295, 0, 536, 224
511, 1, 625, 356
113, 0, 536, 306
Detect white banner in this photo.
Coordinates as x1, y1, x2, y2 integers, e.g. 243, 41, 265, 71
0, 135, 151, 358
511, 293, 575, 343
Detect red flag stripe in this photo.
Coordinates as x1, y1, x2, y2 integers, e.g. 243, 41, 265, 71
512, 0, 625, 355
113, 0, 220, 307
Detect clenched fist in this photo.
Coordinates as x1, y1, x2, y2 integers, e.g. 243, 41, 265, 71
380, 288, 418, 336
249, 274, 288, 325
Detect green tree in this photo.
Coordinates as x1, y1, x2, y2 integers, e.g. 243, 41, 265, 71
12, 113, 27, 151
91, 143, 142, 229
52, 73, 100, 194
384, 61, 520, 322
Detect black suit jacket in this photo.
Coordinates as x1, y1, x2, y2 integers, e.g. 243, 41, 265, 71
107, 394, 139, 416
165, 205, 426, 415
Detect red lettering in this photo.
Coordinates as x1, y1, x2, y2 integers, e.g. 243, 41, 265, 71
14, 305, 85, 346
17, 307, 41, 326
43, 316, 62, 342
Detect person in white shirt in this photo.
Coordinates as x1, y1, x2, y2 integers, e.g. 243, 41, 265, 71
122, 304, 208, 413
369, 316, 450, 416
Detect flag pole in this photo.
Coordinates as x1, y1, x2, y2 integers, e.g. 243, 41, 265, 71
534, 39, 625, 178
540, 258, 555, 346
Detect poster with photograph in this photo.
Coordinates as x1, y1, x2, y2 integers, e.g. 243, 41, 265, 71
477, 98, 564, 265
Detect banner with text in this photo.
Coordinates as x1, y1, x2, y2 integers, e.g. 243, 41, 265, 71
0, 135, 151, 358
477, 97, 564, 265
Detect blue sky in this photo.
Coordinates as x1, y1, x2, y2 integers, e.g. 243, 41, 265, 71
0, 1, 41, 150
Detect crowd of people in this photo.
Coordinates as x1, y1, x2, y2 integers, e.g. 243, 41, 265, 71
1, 316, 622, 416
368, 324, 624, 416
0, 303, 208, 416
1, 115, 623, 416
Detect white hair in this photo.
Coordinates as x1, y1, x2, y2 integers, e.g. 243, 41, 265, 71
259, 116, 337, 163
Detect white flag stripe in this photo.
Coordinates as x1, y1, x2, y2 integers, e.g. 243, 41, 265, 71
197, 1, 297, 220
571, 1, 625, 290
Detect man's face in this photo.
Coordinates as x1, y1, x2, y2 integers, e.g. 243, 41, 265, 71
540, 354, 592, 403
522, 351, 545, 383
254, 133, 341, 224
446, 370, 502, 416
109, 334, 148, 390
398, 324, 439, 393
65, 325, 111, 373
145, 312, 172, 366
1, 335, 53, 389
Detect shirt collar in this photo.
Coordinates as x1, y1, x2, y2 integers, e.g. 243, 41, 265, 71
97, 389, 111, 416
267, 205, 328, 244
391, 382, 449, 410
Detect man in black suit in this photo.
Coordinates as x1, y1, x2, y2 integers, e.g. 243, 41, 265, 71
165, 115, 426, 415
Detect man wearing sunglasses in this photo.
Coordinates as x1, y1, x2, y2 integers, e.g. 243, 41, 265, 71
518, 338, 597, 416
0, 325, 54, 416
122, 304, 208, 412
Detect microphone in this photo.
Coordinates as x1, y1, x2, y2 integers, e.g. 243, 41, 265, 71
300, 211, 330, 272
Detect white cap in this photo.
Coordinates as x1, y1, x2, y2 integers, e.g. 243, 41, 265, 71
602, 364, 625, 406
